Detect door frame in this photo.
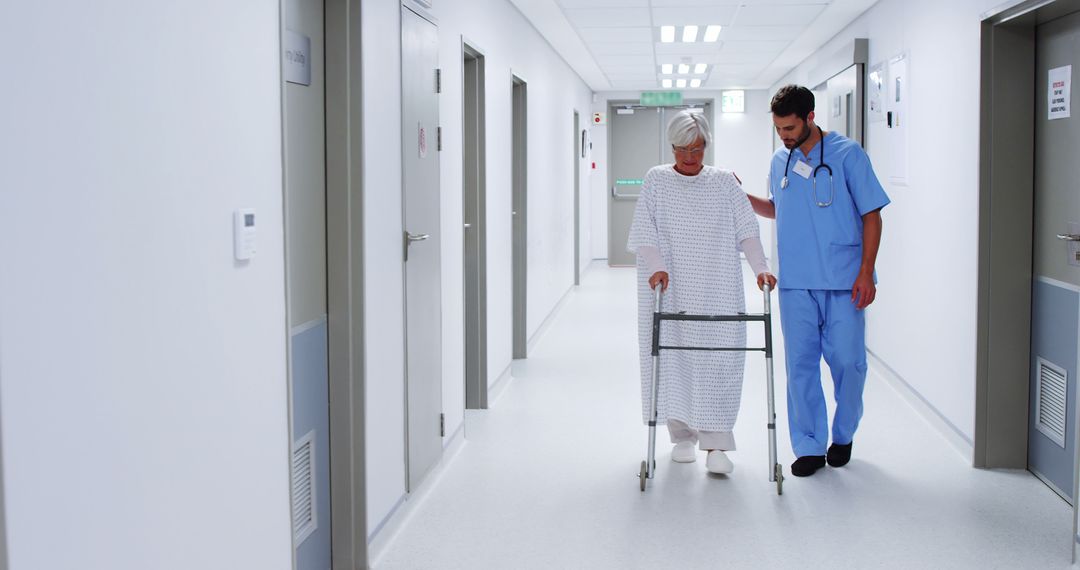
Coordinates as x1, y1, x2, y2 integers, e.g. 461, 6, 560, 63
573, 110, 581, 286
512, 73, 528, 360
463, 39, 488, 408
978, 0, 1080, 561
976, 0, 1045, 471
323, 0, 368, 567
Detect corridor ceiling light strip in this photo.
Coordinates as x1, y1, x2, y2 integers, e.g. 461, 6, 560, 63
662, 79, 673, 88
678, 63, 690, 74
690, 79, 702, 88
662, 63, 673, 74
682, 25, 699, 43
694, 63, 707, 74
660, 26, 675, 43
676, 79, 687, 88
703, 25, 722, 43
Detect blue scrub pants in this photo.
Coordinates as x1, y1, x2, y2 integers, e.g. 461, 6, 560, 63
778, 289, 868, 458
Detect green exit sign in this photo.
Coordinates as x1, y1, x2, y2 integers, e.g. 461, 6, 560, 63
641, 91, 683, 106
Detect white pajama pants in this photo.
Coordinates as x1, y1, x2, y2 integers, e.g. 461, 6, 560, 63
667, 419, 736, 451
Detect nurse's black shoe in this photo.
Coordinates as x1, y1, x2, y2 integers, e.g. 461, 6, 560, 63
791, 455, 826, 477
827, 442, 853, 468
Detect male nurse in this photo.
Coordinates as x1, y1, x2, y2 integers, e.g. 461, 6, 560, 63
745, 85, 890, 477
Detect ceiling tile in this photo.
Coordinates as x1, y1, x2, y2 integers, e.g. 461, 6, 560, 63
718, 26, 803, 41
654, 43, 726, 57
737, 0, 829, 5
577, 27, 654, 43
719, 40, 791, 55
608, 80, 656, 88
601, 64, 660, 74
557, 0, 649, 7
588, 42, 655, 55
650, 0, 741, 6
563, 8, 652, 27
650, 6, 739, 26
734, 4, 827, 26
595, 54, 657, 66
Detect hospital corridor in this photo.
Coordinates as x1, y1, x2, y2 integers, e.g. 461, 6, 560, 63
4, 0, 1080, 569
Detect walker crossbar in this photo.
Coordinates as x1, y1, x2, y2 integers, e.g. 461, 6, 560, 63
639, 284, 783, 495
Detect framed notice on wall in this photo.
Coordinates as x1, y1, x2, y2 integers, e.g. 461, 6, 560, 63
867, 62, 886, 123
887, 53, 909, 186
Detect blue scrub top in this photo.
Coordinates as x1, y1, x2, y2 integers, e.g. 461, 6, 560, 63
769, 131, 890, 291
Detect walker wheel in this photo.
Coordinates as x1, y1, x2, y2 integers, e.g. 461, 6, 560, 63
639, 460, 648, 492
775, 463, 784, 496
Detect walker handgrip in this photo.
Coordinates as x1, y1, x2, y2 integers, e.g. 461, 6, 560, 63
762, 282, 772, 313
653, 283, 663, 313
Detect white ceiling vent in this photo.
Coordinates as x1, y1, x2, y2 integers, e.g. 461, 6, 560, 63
292, 430, 318, 545
1035, 358, 1068, 449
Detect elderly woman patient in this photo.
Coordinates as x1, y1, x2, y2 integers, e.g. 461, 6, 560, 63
627, 110, 776, 475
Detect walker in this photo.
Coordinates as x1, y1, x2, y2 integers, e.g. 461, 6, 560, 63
638, 283, 784, 495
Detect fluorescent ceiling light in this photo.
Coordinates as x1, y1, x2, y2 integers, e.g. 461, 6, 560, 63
703, 25, 722, 43
661, 64, 673, 74
662, 79, 673, 88
694, 64, 707, 74
691, 79, 702, 88
682, 25, 698, 43
677, 79, 687, 88
660, 26, 675, 43
678, 63, 689, 74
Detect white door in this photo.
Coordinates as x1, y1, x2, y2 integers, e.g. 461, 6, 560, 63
1029, 8, 1080, 503
401, 5, 443, 492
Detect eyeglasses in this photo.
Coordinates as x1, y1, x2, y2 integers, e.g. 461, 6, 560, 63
672, 144, 705, 155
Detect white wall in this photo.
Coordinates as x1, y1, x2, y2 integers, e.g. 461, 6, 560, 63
589, 90, 775, 260
0, 2, 293, 569
361, 0, 408, 538
363, 0, 594, 539
769, 0, 1012, 449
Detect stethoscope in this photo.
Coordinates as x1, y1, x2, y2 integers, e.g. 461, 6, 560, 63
779, 126, 834, 207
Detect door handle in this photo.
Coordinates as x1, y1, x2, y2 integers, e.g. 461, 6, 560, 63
403, 231, 430, 262
1057, 234, 1080, 241
463, 223, 473, 229
611, 186, 640, 200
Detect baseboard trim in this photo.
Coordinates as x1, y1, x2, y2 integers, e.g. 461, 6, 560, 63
867, 349, 975, 463
526, 285, 576, 355
367, 425, 467, 565
487, 363, 513, 408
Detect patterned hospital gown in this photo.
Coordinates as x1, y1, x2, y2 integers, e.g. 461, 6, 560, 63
627, 164, 760, 432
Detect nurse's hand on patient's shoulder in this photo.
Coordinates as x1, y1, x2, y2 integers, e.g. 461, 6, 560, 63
649, 271, 669, 291
851, 271, 876, 310
757, 272, 777, 291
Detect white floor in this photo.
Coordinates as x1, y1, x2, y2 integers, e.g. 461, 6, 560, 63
373, 263, 1074, 569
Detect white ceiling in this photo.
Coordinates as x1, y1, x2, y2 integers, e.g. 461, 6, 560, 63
509, 0, 881, 92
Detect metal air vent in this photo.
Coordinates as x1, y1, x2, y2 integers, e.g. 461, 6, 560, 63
1035, 358, 1068, 449
292, 430, 318, 545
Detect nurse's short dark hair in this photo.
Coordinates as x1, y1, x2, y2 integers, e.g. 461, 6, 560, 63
770, 85, 815, 120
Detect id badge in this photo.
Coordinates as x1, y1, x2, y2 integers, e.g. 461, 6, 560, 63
793, 160, 813, 179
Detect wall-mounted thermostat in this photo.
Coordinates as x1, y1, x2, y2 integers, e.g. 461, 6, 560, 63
234, 209, 257, 261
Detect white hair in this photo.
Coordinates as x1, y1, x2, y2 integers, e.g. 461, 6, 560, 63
666, 109, 712, 148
